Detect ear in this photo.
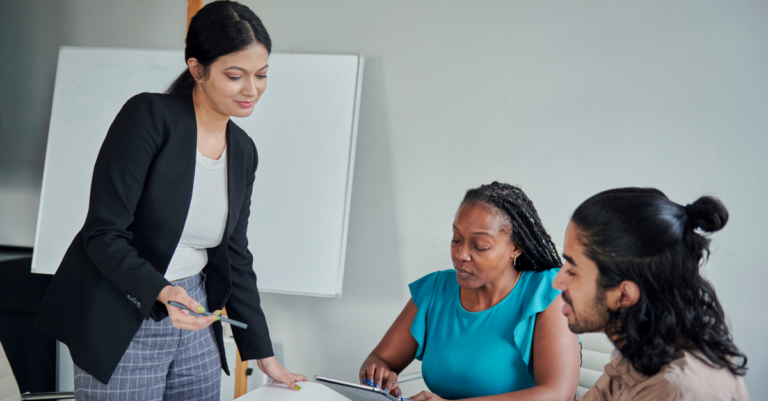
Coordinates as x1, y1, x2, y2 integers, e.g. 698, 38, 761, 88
509, 243, 522, 259
616, 280, 641, 310
187, 58, 203, 81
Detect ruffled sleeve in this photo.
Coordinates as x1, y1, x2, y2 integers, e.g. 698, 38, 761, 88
408, 271, 442, 361
513, 268, 562, 377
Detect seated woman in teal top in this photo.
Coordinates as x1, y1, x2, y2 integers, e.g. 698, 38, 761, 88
359, 182, 580, 401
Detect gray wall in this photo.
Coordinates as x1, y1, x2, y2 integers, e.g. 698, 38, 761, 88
1, 0, 765, 399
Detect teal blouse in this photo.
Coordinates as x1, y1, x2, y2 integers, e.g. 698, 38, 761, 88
409, 268, 561, 400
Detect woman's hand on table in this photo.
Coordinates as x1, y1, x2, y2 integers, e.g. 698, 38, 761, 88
360, 362, 402, 398
157, 285, 220, 330
257, 356, 307, 391
409, 391, 446, 401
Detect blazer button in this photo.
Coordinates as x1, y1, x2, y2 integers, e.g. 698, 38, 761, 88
137, 302, 142, 309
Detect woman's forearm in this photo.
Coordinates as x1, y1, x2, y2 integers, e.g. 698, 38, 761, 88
460, 385, 574, 401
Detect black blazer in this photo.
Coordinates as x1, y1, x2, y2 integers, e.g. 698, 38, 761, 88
35, 93, 274, 384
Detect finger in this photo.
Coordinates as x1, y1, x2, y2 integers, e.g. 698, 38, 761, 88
170, 310, 216, 330
383, 372, 398, 393
293, 374, 308, 382
410, 391, 431, 401
181, 295, 204, 314
365, 363, 376, 386
359, 369, 367, 385
279, 376, 299, 391
374, 366, 387, 389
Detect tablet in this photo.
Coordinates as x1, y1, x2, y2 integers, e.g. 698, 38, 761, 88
315, 376, 401, 401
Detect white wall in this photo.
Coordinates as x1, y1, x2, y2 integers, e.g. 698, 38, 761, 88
1, 0, 765, 398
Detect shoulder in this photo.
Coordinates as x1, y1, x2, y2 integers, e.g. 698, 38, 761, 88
636, 351, 741, 400
228, 121, 256, 152
408, 269, 456, 308
117, 92, 192, 125
124, 92, 186, 111
516, 268, 560, 301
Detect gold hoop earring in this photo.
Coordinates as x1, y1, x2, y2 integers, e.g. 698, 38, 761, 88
512, 255, 517, 266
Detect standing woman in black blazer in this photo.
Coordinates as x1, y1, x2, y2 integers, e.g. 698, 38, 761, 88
35, 2, 305, 399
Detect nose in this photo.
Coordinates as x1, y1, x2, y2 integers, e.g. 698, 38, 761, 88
242, 77, 258, 97
455, 242, 471, 263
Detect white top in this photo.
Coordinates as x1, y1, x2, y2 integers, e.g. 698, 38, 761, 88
164, 147, 229, 281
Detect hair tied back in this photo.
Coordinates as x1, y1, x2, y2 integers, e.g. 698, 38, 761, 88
685, 196, 729, 233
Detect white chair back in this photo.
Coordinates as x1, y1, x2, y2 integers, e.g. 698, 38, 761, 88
576, 333, 616, 398
0, 341, 22, 401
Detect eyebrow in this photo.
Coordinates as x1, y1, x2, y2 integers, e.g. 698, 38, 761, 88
562, 253, 577, 266
224, 64, 269, 72
452, 224, 491, 237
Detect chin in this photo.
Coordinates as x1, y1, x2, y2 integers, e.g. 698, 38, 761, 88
455, 276, 480, 290
230, 108, 255, 118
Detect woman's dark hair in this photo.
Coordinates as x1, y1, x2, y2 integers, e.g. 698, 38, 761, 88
460, 182, 562, 271
571, 188, 747, 377
166, 1, 272, 96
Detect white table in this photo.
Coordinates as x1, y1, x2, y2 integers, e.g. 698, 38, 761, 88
238, 382, 351, 401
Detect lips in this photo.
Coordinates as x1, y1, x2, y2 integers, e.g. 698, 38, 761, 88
237, 100, 255, 108
561, 293, 573, 316
455, 268, 472, 279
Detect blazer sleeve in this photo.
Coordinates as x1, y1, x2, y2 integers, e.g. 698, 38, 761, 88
225, 137, 275, 360
81, 93, 172, 320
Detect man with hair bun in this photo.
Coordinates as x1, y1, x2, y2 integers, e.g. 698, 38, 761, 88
554, 188, 749, 400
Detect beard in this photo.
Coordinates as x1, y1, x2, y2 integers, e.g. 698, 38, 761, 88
562, 287, 610, 334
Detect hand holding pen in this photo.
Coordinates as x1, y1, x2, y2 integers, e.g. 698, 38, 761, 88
168, 300, 248, 329
156, 285, 219, 330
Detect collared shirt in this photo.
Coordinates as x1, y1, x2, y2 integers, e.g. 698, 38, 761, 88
579, 350, 750, 401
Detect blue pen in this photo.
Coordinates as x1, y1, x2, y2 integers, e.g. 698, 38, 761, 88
168, 301, 248, 329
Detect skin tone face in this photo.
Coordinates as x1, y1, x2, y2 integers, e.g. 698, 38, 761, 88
189, 43, 269, 119
452, 201, 521, 311
187, 43, 269, 160
553, 222, 641, 339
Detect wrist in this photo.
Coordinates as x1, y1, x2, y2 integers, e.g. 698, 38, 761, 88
157, 285, 174, 303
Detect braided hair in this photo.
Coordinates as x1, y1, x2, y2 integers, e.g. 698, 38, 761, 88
460, 182, 562, 271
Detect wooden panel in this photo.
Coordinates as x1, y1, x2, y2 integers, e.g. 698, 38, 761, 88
234, 348, 249, 398
223, 307, 250, 398
187, 0, 202, 31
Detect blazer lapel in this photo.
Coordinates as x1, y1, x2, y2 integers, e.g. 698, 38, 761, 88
225, 121, 244, 239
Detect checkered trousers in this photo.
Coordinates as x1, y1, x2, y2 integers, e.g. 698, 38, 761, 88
74, 273, 221, 401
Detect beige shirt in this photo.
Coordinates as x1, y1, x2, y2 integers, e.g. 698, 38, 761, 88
579, 350, 749, 401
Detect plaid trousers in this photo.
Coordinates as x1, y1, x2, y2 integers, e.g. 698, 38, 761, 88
74, 273, 221, 401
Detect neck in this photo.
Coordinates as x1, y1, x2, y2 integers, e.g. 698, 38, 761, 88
192, 88, 229, 139
461, 266, 520, 312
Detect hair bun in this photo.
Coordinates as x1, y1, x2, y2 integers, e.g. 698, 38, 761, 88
686, 196, 728, 233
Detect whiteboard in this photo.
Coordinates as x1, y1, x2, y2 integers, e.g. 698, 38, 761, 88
32, 47, 363, 298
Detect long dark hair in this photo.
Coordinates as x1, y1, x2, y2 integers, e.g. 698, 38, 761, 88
166, 1, 272, 96
571, 188, 747, 376
461, 182, 562, 271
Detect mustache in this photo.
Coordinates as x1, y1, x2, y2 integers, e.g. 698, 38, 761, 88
561, 292, 573, 307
